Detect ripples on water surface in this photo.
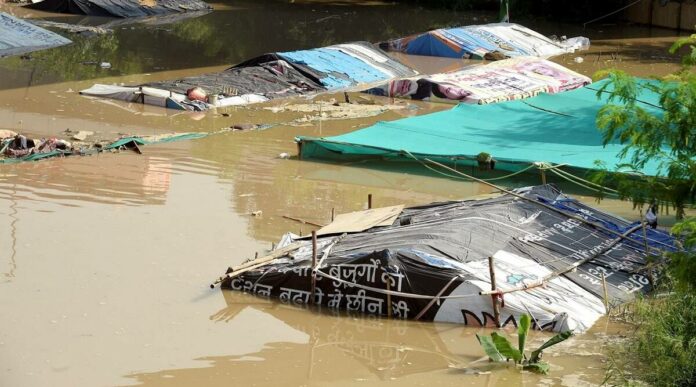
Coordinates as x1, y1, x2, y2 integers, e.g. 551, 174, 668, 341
0, 0, 687, 385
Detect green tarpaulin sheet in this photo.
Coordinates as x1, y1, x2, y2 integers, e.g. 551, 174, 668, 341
296, 79, 667, 177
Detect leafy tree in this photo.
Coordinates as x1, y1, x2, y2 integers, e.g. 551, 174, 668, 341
592, 34, 695, 287
593, 34, 696, 386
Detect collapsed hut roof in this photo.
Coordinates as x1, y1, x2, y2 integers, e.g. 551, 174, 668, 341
0, 12, 72, 58
380, 23, 588, 60
220, 185, 677, 333
365, 56, 591, 104
297, 78, 667, 177
25, 0, 212, 18
80, 42, 419, 110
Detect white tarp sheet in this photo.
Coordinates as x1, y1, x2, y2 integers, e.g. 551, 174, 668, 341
434, 250, 606, 332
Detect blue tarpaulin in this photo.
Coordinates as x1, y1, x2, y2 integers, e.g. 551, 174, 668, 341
381, 23, 587, 60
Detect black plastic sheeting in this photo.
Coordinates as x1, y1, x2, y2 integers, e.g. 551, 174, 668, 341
144, 42, 416, 101
26, 0, 211, 18
221, 185, 678, 332
145, 59, 325, 99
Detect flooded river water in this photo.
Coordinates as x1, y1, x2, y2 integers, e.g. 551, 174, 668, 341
0, 1, 687, 386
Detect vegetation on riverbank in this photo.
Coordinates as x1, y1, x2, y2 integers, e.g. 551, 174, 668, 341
594, 33, 696, 386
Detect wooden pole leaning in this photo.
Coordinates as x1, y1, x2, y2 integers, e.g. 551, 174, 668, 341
310, 231, 318, 305
488, 256, 501, 328
210, 242, 303, 288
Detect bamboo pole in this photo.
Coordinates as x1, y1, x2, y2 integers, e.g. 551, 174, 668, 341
640, 213, 656, 287
385, 268, 392, 319
641, 213, 651, 254
210, 242, 304, 287
310, 231, 318, 305
283, 215, 325, 227
488, 256, 501, 328
601, 272, 609, 313
540, 168, 547, 185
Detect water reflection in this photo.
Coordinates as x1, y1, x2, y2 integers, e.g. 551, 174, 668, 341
127, 291, 494, 386
0, 152, 174, 206
126, 290, 616, 386
0, 0, 496, 90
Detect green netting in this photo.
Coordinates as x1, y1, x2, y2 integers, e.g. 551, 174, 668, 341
297, 79, 667, 177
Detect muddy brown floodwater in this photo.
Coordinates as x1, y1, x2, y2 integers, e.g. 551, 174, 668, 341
0, 0, 687, 386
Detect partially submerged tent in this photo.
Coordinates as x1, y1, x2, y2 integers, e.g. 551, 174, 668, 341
297, 79, 667, 177
81, 42, 418, 110
381, 23, 588, 60
0, 131, 208, 164
25, 0, 212, 18
365, 56, 591, 104
218, 185, 677, 332
0, 12, 71, 58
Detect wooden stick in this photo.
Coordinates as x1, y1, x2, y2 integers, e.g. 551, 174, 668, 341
211, 250, 293, 288
310, 231, 318, 305
488, 256, 501, 328
331, 207, 335, 222
480, 223, 644, 297
385, 268, 392, 319
283, 215, 325, 227
540, 168, 547, 185
640, 213, 652, 255
233, 242, 302, 272
640, 213, 656, 287
601, 272, 609, 313
368, 194, 372, 209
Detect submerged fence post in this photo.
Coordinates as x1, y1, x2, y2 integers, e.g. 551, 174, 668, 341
488, 256, 501, 328
310, 231, 318, 305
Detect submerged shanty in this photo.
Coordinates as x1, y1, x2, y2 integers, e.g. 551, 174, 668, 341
80, 42, 418, 111
0, 12, 72, 58
297, 78, 667, 177
217, 185, 677, 333
0, 129, 209, 164
381, 22, 588, 59
24, 0, 212, 18
365, 56, 591, 103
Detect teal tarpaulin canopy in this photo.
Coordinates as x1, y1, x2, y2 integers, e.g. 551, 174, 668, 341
297, 79, 667, 177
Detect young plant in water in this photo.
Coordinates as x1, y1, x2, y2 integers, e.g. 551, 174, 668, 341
475, 314, 572, 374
